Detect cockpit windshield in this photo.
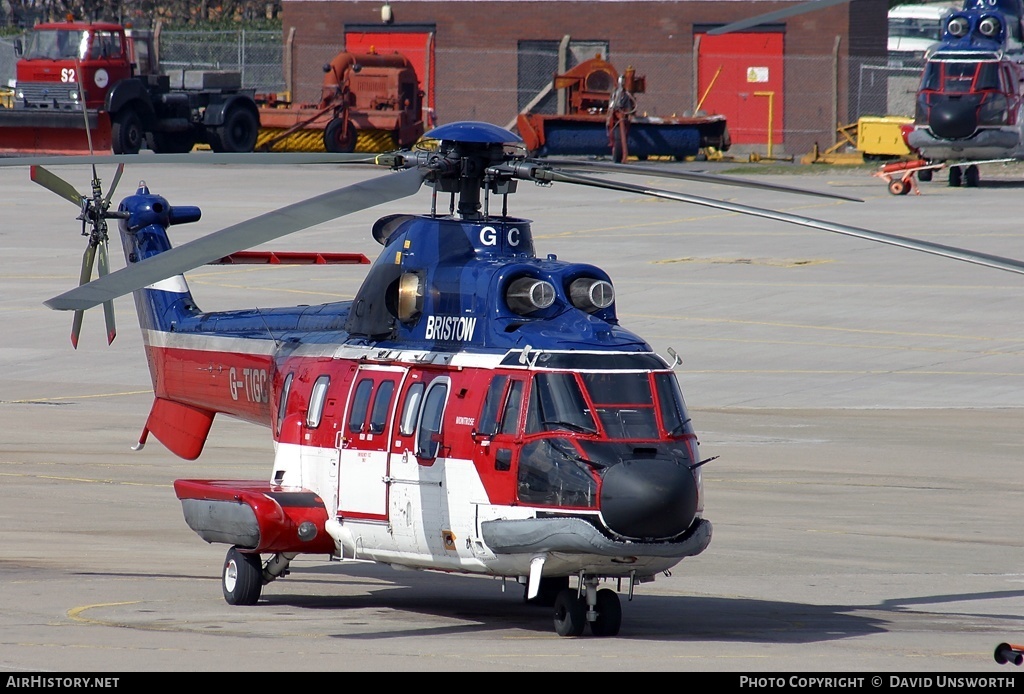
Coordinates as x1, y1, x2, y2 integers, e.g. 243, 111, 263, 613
921, 60, 1003, 93
513, 368, 697, 508
524, 370, 690, 440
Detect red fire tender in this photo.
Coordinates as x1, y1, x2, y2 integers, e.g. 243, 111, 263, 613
1, 18, 261, 155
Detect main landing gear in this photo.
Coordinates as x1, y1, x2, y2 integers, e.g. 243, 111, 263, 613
221, 547, 296, 606
551, 576, 623, 637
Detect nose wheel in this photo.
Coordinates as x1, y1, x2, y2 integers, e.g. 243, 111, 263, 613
552, 578, 623, 637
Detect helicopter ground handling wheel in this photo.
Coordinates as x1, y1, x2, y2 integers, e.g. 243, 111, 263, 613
887, 178, 911, 196
222, 546, 262, 605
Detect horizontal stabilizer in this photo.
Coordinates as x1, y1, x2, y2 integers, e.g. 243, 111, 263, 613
210, 251, 370, 265
144, 397, 216, 461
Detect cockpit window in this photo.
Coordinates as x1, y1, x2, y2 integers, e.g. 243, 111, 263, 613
517, 437, 597, 507
581, 371, 657, 439
654, 372, 692, 437
525, 372, 597, 434
922, 60, 998, 93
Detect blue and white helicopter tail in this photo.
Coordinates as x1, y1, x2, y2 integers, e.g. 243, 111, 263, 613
116, 181, 204, 335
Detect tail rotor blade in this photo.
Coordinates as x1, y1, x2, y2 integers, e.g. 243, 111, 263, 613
71, 243, 98, 349
30, 165, 84, 207
96, 241, 116, 345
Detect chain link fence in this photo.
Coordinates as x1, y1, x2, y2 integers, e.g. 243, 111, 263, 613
158, 29, 285, 94
0, 27, 928, 157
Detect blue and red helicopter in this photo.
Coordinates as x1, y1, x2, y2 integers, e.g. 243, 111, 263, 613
18, 120, 1024, 638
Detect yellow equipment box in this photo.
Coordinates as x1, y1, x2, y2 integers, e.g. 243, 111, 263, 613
857, 116, 914, 157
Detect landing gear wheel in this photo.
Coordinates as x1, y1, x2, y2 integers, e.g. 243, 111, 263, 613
324, 118, 357, 153
949, 166, 962, 187
965, 164, 980, 187
111, 109, 144, 155
222, 546, 262, 605
918, 168, 933, 183
887, 179, 909, 196
211, 107, 259, 153
590, 588, 622, 637
525, 576, 569, 607
553, 588, 586, 636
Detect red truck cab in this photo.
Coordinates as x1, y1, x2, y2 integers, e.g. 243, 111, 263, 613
15, 20, 135, 110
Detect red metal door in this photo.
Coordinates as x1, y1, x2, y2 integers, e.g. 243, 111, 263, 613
345, 31, 436, 126
697, 32, 784, 148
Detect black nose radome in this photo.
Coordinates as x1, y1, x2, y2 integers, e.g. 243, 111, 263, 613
930, 99, 977, 139
599, 459, 698, 539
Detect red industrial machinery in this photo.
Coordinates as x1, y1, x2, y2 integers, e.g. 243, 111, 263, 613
516, 56, 730, 162
0, 18, 261, 155
257, 49, 425, 153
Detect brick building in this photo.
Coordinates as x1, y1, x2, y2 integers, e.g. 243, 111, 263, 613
278, 0, 889, 156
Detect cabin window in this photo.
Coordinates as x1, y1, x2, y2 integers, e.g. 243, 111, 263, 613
525, 372, 597, 434
399, 382, 424, 436
416, 379, 449, 459
347, 378, 373, 433
307, 375, 331, 429
88, 31, 121, 59
275, 372, 293, 436
517, 437, 597, 508
369, 380, 396, 434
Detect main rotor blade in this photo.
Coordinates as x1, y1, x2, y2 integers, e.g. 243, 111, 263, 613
96, 241, 116, 345
45, 167, 425, 312
707, 0, 852, 35
536, 158, 862, 202
30, 165, 84, 206
545, 170, 1024, 277
1, 151, 384, 168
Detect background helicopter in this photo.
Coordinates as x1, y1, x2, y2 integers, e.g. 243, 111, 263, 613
15, 118, 1024, 641
713, 0, 1024, 190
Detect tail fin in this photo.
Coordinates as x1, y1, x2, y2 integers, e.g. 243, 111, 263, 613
118, 183, 217, 460
116, 181, 203, 334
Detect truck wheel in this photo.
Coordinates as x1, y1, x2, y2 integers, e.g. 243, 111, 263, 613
111, 109, 144, 155
147, 131, 195, 154
324, 118, 357, 153
211, 107, 258, 153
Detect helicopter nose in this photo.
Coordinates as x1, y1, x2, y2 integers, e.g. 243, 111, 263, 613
929, 99, 978, 139
599, 459, 698, 540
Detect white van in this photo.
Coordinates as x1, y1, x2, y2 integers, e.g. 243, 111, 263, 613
888, 2, 958, 63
